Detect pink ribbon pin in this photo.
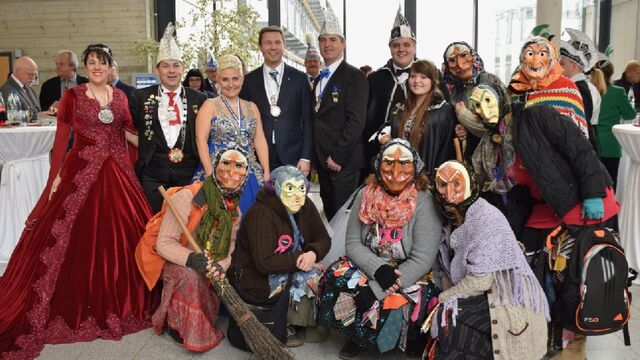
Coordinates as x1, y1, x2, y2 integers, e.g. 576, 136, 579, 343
274, 234, 293, 254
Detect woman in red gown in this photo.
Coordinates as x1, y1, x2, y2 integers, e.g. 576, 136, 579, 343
0, 44, 155, 359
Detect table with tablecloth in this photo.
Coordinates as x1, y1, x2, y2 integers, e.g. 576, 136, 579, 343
0, 125, 56, 263
613, 123, 640, 277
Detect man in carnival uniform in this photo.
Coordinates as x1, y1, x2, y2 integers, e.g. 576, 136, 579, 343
136, 147, 248, 351
203, 51, 219, 96
469, 82, 619, 359
559, 28, 605, 152
312, 16, 368, 220
304, 34, 323, 89
364, 9, 416, 174
132, 23, 208, 213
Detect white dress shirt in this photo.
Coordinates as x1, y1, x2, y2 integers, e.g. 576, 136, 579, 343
158, 85, 186, 148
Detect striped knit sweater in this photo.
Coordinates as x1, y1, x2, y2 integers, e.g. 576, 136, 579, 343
522, 76, 588, 137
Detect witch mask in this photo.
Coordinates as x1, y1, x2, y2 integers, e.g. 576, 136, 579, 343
380, 143, 416, 194
214, 148, 248, 193
521, 39, 553, 82
435, 161, 471, 205
445, 43, 473, 81
469, 85, 500, 126
271, 165, 309, 214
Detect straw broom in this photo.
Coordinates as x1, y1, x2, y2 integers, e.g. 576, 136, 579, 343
158, 186, 295, 360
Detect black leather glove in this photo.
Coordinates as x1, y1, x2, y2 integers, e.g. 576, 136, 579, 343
354, 286, 377, 312
374, 264, 398, 290
186, 252, 208, 273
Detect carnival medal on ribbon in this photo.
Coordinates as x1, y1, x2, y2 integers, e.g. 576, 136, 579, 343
168, 148, 184, 163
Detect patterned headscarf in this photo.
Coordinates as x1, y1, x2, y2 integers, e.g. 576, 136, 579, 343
442, 41, 486, 89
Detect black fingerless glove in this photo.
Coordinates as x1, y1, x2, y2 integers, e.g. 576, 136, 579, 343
374, 264, 398, 290
185, 252, 208, 273
354, 286, 377, 312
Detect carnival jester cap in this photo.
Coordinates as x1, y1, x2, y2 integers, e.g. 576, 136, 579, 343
559, 28, 606, 72
318, 11, 343, 39
205, 50, 218, 69
304, 33, 321, 60
389, 7, 415, 44
156, 22, 183, 66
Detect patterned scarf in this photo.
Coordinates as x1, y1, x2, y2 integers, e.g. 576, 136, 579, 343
195, 175, 240, 261
359, 183, 418, 228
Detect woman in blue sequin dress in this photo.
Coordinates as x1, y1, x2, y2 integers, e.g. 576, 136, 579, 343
192, 54, 270, 214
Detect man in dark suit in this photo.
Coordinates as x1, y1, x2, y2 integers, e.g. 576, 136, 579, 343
39, 50, 88, 114
0, 56, 41, 120
312, 20, 368, 221
240, 26, 313, 175
203, 52, 219, 96
109, 60, 135, 107
131, 23, 207, 213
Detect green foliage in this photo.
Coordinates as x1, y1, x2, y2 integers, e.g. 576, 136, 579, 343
180, 0, 260, 69
132, 0, 260, 70
133, 38, 159, 64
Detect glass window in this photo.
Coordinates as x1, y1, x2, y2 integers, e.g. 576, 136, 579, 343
478, 0, 537, 84
416, 0, 475, 66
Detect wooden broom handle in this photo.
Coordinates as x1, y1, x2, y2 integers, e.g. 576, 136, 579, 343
453, 138, 463, 162
158, 186, 203, 254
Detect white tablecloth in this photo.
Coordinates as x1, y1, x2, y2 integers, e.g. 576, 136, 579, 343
0, 125, 56, 263
613, 124, 640, 276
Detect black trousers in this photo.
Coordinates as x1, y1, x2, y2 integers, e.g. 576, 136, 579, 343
317, 168, 360, 221
139, 163, 197, 213
600, 156, 620, 188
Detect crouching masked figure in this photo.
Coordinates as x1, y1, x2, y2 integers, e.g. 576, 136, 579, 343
317, 139, 442, 359
431, 160, 549, 360
227, 165, 331, 349
135, 147, 248, 352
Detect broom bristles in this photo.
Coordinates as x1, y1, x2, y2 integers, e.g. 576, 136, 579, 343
210, 276, 295, 359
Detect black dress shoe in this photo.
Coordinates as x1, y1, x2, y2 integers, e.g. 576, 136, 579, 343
338, 339, 362, 359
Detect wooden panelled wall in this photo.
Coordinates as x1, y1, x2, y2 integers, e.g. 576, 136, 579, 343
0, 0, 155, 93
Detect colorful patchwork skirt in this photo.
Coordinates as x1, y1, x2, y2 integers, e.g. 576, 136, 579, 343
317, 257, 440, 354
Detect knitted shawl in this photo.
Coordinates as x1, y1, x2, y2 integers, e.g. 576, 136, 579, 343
443, 198, 549, 319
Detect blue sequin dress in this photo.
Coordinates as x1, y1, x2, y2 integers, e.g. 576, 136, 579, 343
192, 97, 264, 214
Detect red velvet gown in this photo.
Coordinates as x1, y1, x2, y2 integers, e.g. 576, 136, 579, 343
0, 85, 155, 359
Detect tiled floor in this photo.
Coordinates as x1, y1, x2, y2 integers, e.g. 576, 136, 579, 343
1, 258, 638, 359
1, 188, 639, 359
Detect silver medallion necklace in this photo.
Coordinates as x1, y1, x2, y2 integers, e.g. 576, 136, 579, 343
88, 84, 114, 124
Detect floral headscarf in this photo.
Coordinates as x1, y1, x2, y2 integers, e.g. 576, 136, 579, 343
442, 41, 486, 89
